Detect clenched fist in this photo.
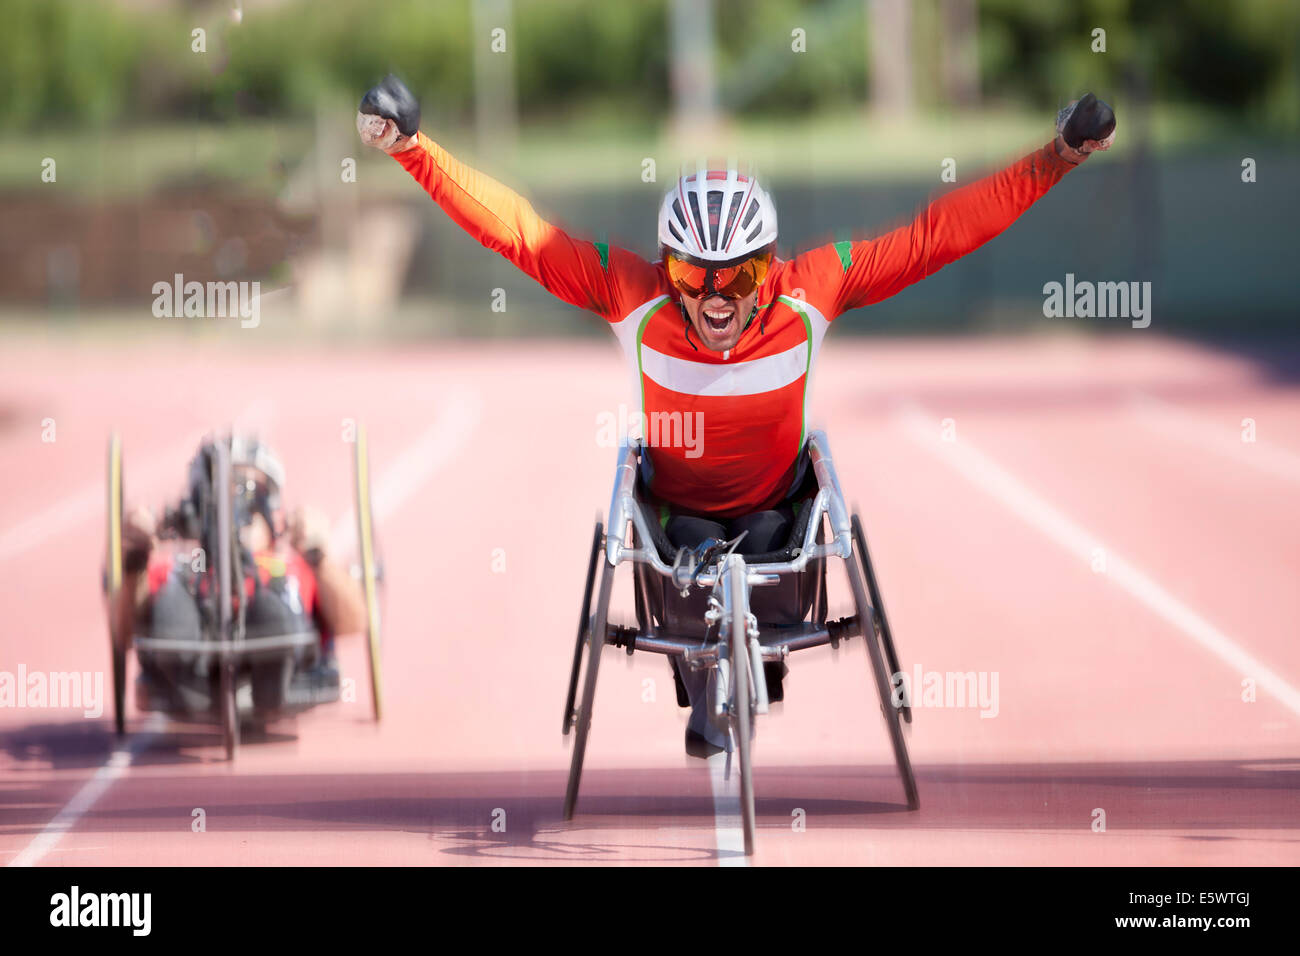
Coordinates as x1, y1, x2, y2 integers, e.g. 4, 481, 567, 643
289, 505, 331, 565
357, 74, 421, 154
123, 505, 156, 574
1055, 93, 1117, 164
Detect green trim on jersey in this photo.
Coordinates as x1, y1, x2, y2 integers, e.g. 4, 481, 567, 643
635, 296, 674, 416
777, 294, 816, 453
833, 240, 853, 273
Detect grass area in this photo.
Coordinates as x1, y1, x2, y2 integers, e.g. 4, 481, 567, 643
0, 120, 311, 198
1, 102, 1282, 199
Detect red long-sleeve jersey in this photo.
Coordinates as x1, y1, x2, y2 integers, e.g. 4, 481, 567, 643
393, 135, 1075, 517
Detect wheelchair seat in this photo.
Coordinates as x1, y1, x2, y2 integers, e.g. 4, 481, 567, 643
633, 440, 820, 563
634, 480, 817, 564
631, 471, 825, 635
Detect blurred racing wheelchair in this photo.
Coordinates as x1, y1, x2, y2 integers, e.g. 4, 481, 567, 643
562, 431, 919, 855
104, 430, 384, 759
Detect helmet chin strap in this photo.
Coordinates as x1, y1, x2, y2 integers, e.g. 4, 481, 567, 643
677, 299, 699, 352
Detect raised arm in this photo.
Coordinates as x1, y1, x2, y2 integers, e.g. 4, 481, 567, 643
790, 93, 1116, 318
391, 133, 623, 315
357, 75, 651, 321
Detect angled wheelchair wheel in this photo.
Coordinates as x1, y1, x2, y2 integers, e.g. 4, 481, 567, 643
563, 542, 615, 820
563, 521, 603, 735
353, 424, 384, 722
219, 661, 238, 761
852, 514, 910, 724
106, 434, 127, 738
726, 559, 758, 856
847, 515, 918, 811
213, 439, 239, 761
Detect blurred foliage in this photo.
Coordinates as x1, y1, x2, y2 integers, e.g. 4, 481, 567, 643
977, 0, 1299, 125
0, 0, 1294, 131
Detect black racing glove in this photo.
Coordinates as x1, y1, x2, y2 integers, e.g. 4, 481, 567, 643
357, 74, 421, 154
1055, 92, 1116, 163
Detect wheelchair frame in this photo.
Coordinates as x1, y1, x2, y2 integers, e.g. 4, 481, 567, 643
562, 430, 920, 855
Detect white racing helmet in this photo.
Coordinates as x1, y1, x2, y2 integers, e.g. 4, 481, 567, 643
229, 434, 285, 493
658, 164, 778, 263
228, 434, 285, 537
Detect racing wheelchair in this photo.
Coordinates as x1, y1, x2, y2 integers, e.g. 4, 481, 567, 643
104, 429, 385, 759
562, 431, 919, 855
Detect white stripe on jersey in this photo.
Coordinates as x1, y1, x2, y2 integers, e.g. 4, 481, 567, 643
639, 340, 809, 397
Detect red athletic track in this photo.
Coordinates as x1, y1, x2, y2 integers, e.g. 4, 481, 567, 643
1, 332, 1297, 866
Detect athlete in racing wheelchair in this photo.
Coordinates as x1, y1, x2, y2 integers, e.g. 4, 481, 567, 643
109, 435, 367, 747
357, 75, 1115, 849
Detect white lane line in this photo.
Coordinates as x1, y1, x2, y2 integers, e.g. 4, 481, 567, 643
0, 401, 275, 564
7, 714, 164, 868
7, 392, 480, 868
327, 388, 483, 554
707, 751, 748, 866
896, 402, 1300, 719
1130, 392, 1300, 484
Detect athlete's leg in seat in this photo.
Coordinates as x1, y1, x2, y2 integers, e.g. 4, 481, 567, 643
664, 514, 727, 550
729, 504, 794, 555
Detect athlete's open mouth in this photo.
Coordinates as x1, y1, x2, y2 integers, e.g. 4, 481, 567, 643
701, 301, 738, 334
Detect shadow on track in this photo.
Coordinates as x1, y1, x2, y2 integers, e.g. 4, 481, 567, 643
0, 718, 298, 772
4, 757, 1297, 862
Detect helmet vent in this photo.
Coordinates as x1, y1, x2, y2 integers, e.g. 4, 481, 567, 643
723, 193, 744, 249
687, 192, 707, 250
706, 190, 726, 249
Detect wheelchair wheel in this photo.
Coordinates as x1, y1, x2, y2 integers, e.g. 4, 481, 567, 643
353, 424, 384, 722
213, 439, 239, 761
846, 518, 918, 811
106, 433, 127, 738
219, 660, 238, 761
563, 520, 603, 735
563, 543, 615, 820
852, 514, 910, 724
726, 558, 758, 856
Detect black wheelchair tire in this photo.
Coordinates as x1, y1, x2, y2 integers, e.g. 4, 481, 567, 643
563, 548, 614, 820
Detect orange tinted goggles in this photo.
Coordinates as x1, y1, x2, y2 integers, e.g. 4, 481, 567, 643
665, 250, 773, 299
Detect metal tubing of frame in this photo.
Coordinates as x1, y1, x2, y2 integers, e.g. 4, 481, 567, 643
806, 430, 852, 549
603, 433, 859, 588
748, 630, 768, 714
598, 431, 862, 685
614, 481, 841, 584
770, 625, 846, 655
606, 441, 639, 567
612, 623, 846, 664
133, 632, 320, 656
722, 555, 768, 716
